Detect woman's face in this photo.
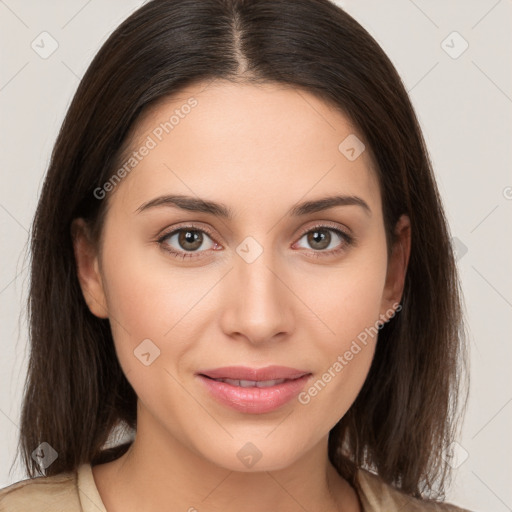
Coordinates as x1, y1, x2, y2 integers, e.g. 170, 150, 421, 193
74, 80, 410, 472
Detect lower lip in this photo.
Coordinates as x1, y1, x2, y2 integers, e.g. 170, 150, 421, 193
197, 374, 311, 414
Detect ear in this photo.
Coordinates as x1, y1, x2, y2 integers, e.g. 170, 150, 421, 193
71, 218, 109, 319
380, 214, 411, 318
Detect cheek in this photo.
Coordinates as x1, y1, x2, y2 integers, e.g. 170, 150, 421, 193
294, 273, 382, 435
292, 238, 388, 423
100, 224, 213, 335
298, 232, 388, 348
98, 231, 195, 378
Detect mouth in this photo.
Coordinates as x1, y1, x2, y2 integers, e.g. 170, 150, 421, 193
195, 365, 312, 414
197, 364, 310, 382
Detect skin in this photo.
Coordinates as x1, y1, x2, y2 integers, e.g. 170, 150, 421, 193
72, 80, 411, 512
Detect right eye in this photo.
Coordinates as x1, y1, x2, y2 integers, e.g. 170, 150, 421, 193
157, 225, 222, 260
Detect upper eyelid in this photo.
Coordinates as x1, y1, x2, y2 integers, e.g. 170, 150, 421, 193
296, 221, 351, 237
157, 222, 217, 242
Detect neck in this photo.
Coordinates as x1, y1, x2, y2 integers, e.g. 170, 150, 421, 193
93, 409, 361, 512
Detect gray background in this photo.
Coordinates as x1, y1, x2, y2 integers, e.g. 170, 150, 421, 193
1, 1, 511, 510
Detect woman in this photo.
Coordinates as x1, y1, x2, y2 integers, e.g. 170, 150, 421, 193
0, 0, 471, 510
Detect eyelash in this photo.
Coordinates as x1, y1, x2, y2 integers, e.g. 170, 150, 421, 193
156, 222, 355, 261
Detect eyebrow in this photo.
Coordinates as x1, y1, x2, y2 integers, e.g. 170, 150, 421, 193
135, 194, 371, 218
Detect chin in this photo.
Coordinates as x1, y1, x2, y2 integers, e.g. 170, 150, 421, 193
196, 438, 305, 473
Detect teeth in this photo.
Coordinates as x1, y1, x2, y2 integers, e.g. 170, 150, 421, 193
239, 379, 256, 388
256, 379, 286, 387
213, 378, 287, 387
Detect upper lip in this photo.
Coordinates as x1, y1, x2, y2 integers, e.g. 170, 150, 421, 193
197, 365, 310, 381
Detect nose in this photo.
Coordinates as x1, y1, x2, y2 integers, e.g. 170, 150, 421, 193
219, 245, 294, 345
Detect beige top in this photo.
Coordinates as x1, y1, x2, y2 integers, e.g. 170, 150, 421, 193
0, 464, 473, 512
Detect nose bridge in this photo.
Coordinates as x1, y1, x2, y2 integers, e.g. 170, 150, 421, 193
222, 235, 292, 343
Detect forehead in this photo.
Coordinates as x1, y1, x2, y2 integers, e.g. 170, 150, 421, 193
108, 80, 380, 218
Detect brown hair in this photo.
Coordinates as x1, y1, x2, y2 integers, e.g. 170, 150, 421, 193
15, 0, 468, 501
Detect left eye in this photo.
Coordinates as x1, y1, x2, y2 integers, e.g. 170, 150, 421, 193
294, 227, 350, 252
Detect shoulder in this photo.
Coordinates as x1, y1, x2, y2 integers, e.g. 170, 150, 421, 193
0, 469, 82, 511
354, 467, 474, 512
